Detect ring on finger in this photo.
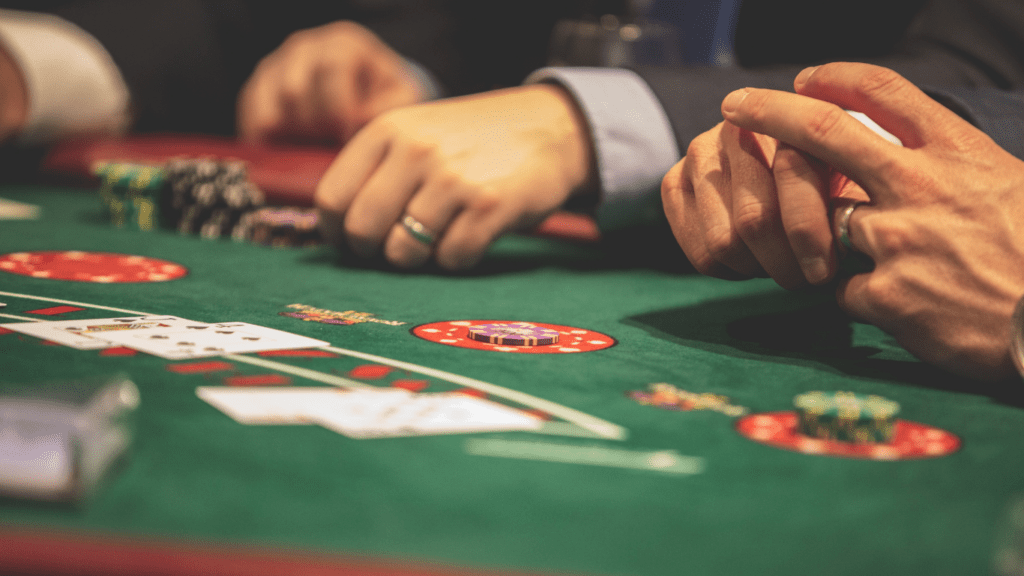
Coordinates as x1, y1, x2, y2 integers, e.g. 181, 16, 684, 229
401, 214, 436, 247
833, 198, 867, 256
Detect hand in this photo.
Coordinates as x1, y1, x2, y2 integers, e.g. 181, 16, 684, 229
315, 84, 595, 270
721, 62, 1024, 379
661, 119, 869, 289
0, 43, 27, 143
237, 21, 427, 145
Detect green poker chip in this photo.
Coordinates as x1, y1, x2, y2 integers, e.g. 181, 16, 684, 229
794, 391, 900, 444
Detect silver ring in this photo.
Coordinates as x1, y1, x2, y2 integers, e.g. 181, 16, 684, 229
401, 214, 436, 246
833, 199, 867, 256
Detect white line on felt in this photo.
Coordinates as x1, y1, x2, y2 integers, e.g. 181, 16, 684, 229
464, 438, 705, 475
321, 345, 627, 441
221, 354, 370, 389
0, 312, 40, 322
0, 291, 150, 315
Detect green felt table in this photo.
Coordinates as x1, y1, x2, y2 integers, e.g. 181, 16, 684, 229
2, 185, 1023, 576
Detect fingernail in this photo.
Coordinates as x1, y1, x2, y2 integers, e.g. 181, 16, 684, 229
721, 88, 750, 115
801, 256, 831, 285
794, 66, 819, 91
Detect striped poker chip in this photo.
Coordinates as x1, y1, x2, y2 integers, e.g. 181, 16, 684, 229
467, 322, 560, 346
412, 320, 616, 354
0, 251, 188, 283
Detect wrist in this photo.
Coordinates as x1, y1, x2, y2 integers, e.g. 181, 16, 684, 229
1012, 294, 1024, 378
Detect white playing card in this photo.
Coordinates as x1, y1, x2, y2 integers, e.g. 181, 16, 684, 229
308, 390, 542, 438
0, 316, 201, 350
196, 387, 347, 425
206, 322, 328, 350
98, 321, 328, 359
0, 197, 41, 220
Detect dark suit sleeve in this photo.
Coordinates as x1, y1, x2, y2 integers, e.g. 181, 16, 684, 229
633, 0, 1024, 153
926, 87, 1024, 160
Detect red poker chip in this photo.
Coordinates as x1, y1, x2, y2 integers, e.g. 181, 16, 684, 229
735, 411, 961, 460
0, 251, 188, 283
412, 320, 616, 354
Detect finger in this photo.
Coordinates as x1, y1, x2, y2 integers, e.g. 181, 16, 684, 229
721, 87, 903, 203
320, 53, 362, 142
278, 44, 320, 132
662, 159, 748, 279
434, 199, 519, 271
314, 127, 390, 241
773, 143, 836, 285
689, 132, 765, 278
237, 63, 284, 142
793, 63, 971, 149
382, 178, 466, 269
722, 123, 805, 288
343, 139, 429, 257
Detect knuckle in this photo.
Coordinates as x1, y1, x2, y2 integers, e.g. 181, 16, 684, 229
732, 199, 774, 241
771, 147, 816, 182
854, 67, 906, 101
704, 224, 744, 262
805, 107, 847, 144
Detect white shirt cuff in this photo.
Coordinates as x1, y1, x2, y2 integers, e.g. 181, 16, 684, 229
525, 67, 680, 230
0, 9, 130, 145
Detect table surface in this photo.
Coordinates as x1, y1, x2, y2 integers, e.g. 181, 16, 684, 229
2, 185, 1023, 576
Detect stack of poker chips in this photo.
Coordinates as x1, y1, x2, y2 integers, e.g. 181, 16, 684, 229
162, 158, 265, 239
96, 162, 167, 231
794, 391, 899, 444
97, 159, 323, 247
232, 206, 322, 247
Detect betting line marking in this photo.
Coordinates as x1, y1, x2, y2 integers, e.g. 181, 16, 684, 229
0, 291, 149, 316
465, 438, 705, 475
321, 345, 628, 441
0, 312, 38, 322
0, 291, 627, 441
221, 354, 369, 389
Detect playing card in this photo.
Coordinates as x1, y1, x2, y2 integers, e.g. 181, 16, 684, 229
196, 387, 346, 425
206, 322, 328, 350
308, 390, 542, 438
0, 197, 41, 220
0, 316, 201, 350
98, 321, 328, 359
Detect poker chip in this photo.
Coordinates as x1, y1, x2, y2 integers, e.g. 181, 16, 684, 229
233, 207, 322, 247
794, 391, 899, 443
0, 251, 188, 283
412, 320, 615, 354
467, 322, 560, 346
736, 411, 960, 460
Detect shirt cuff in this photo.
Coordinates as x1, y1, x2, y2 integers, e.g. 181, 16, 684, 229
524, 67, 680, 230
0, 9, 130, 145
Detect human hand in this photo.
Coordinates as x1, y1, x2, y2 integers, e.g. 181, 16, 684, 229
721, 62, 1024, 379
0, 42, 27, 143
237, 21, 428, 146
662, 120, 850, 289
315, 84, 595, 270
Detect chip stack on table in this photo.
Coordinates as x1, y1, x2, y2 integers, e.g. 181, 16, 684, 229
467, 322, 561, 346
794, 391, 900, 444
95, 162, 166, 231
162, 158, 265, 239
232, 206, 322, 247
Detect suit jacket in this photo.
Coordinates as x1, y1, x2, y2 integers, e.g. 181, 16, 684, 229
633, 0, 1024, 154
